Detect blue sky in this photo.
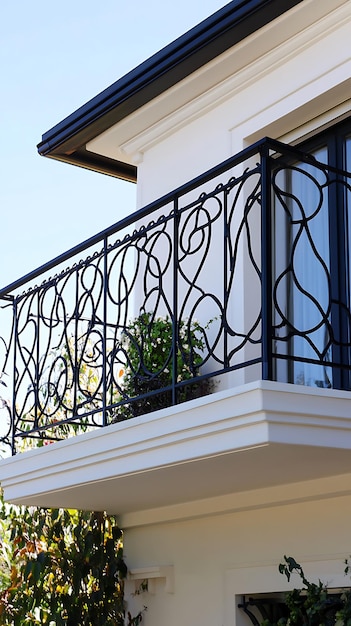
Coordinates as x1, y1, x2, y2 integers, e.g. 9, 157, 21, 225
0, 1, 225, 287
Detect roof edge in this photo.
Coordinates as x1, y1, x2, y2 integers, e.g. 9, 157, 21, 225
37, 0, 304, 178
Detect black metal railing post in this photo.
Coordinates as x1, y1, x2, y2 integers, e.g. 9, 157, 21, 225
172, 195, 180, 405
102, 235, 108, 426
328, 159, 350, 390
11, 298, 18, 455
36, 290, 41, 436
260, 142, 273, 381
223, 185, 229, 370
73, 269, 79, 416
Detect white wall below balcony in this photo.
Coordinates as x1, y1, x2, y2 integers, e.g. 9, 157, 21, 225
2, 382, 351, 626
123, 491, 351, 626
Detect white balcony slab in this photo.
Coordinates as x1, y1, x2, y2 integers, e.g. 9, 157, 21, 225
1, 380, 351, 518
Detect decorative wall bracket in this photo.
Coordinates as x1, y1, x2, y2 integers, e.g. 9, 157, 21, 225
128, 565, 174, 594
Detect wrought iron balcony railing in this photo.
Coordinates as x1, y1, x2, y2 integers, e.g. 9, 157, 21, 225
1, 137, 351, 455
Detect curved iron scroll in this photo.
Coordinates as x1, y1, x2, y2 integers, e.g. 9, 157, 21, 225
0, 137, 351, 454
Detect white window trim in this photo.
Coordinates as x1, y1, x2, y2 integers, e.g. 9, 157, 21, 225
224, 558, 349, 626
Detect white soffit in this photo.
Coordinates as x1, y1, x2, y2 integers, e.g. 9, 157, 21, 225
86, 0, 350, 164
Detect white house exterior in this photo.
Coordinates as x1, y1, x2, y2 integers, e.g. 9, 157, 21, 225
1, 1, 351, 624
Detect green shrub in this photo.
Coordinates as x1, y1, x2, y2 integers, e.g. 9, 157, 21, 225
115, 312, 215, 419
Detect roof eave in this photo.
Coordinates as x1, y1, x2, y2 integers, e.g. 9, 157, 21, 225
37, 0, 304, 179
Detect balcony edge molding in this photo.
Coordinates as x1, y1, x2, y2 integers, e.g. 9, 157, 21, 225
1, 380, 351, 513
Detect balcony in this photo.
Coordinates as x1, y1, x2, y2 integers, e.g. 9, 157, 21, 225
1, 137, 351, 516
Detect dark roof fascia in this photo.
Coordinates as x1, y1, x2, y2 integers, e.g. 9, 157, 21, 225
37, 0, 304, 179
45, 147, 137, 182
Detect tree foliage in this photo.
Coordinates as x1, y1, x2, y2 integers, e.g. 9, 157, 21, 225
0, 325, 166, 625
0, 492, 126, 625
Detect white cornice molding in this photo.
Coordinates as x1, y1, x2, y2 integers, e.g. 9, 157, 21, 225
86, 0, 350, 163
121, 1, 351, 156
3, 379, 351, 481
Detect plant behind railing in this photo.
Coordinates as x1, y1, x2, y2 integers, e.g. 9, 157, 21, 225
8, 310, 216, 449
116, 312, 215, 419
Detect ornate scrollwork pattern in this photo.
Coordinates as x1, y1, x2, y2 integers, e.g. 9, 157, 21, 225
0, 138, 350, 453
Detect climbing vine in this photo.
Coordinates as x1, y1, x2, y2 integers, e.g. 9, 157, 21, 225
262, 556, 351, 626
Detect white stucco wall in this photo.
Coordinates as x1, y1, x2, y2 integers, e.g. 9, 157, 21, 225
122, 0, 351, 392
123, 487, 351, 626
133, 0, 350, 206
